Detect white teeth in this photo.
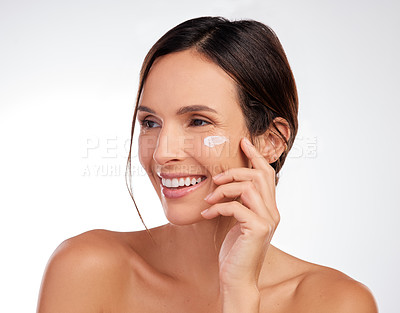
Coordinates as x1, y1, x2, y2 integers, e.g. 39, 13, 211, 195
171, 178, 179, 187
161, 176, 205, 188
185, 177, 191, 186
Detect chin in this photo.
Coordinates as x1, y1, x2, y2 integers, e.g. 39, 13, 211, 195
161, 199, 210, 226
164, 211, 206, 226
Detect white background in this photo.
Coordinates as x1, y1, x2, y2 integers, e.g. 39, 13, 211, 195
1, 0, 399, 312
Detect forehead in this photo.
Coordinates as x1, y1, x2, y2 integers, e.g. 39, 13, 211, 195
139, 49, 239, 111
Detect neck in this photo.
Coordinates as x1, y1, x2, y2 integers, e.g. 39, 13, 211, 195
151, 216, 236, 287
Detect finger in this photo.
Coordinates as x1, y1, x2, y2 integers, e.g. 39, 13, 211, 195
213, 167, 273, 191
205, 181, 274, 220
213, 167, 258, 184
201, 201, 277, 238
240, 137, 275, 173
201, 201, 257, 224
212, 168, 278, 218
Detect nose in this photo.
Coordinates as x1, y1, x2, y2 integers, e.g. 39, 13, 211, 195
153, 125, 186, 165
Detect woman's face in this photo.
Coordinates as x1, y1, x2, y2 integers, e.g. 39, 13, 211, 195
137, 49, 250, 225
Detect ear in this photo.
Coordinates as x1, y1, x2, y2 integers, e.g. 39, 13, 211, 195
255, 117, 291, 164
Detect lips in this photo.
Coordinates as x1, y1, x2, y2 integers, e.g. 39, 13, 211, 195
157, 174, 207, 199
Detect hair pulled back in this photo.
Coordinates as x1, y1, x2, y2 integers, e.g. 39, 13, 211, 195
126, 17, 298, 232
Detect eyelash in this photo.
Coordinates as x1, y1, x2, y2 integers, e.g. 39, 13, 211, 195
139, 118, 211, 129
140, 119, 159, 129
188, 118, 211, 127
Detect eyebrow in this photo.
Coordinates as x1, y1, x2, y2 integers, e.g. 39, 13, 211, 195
137, 105, 218, 115
137, 105, 155, 114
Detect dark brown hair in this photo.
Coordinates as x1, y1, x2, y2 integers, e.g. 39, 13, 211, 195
125, 17, 298, 233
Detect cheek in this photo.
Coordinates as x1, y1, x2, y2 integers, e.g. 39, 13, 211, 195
188, 135, 247, 174
138, 135, 157, 170
138, 133, 248, 174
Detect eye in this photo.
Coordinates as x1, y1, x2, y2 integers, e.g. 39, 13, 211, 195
189, 118, 211, 127
140, 119, 160, 129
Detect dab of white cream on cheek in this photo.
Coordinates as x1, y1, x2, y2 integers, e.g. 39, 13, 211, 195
203, 136, 229, 148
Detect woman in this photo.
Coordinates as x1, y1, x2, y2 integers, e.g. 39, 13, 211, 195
37, 17, 378, 312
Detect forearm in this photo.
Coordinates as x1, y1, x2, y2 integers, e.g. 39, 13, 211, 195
221, 285, 261, 313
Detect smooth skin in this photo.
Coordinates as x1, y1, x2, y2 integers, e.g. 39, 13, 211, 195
37, 49, 378, 313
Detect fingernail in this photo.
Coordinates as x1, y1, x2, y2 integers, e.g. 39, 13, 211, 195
204, 192, 213, 201
201, 209, 209, 215
244, 137, 252, 146
212, 173, 223, 180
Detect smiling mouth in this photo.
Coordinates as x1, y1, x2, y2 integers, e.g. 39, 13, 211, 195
158, 175, 208, 199
161, 176, 207, 189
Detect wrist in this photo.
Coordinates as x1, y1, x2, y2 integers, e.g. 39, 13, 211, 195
221, 284, 260, 313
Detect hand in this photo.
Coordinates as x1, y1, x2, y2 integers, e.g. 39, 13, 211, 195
201, 137, 280, 289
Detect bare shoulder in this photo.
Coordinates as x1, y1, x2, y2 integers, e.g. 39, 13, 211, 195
37, 229, 140, 313
294, 264, 378, 313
